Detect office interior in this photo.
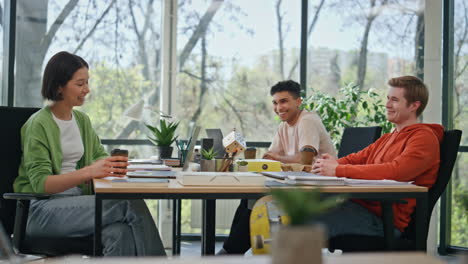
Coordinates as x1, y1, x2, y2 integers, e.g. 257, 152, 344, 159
0, 0, 466, 260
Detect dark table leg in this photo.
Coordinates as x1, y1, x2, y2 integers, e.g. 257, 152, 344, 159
94, 195, 103, 256
201, 199, 216, 255
172, 199, 181, 256
381, 201, 395, 250
415, 194, 428, 251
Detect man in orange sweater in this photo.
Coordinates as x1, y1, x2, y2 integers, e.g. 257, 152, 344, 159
313, 75, 444, 237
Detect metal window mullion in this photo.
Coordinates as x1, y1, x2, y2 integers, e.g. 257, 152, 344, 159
2, 0, 17, 107
439, 0, 455, 256
299, 0, 308, 97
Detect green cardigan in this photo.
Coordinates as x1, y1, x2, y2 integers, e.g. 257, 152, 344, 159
14, 106, 108, 194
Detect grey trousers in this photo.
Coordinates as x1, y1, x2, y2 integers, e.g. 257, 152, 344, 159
27, 195, 166, 256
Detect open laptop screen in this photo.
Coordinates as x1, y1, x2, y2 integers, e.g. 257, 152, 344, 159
205, 128, 226, 159
182, 126, 201, 171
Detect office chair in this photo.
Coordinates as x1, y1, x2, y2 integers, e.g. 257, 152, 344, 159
338, 126, 382, 158
328, 129, 462, 252
0, 106, 94, 256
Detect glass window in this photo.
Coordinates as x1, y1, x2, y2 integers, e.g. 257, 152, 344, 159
174, 0, 301, 142
14, 0, 163, 142
307, 1, 422, 95
305, 1, 423, 146
451, 153, 468, 247
451, 0, 468, 248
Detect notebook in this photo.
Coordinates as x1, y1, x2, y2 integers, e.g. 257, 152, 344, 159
127, 164, 171, 171
285, 177, 346, 186
129, 159, 162, 165
262, 171, 320, 180
126, 171, 177, 179
112, 178, 170, 184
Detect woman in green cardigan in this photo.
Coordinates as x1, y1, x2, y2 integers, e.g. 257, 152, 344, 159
14, 51, 165, 256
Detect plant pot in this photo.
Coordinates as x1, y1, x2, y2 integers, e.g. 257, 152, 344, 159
157, 146, 173, 159
200, 159, 215, 172
272, 224, 325, 264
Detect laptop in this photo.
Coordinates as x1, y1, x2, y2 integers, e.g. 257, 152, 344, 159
205, 128, 226, 159
183, 126, 201, 171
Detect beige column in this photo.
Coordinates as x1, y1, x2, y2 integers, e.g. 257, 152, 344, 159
423, 0, 443, 256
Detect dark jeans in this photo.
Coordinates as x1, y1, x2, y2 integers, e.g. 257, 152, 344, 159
222, 199, 401, 254
222, 199, 252, 254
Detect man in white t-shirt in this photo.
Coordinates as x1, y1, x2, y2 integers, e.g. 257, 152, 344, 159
264, 81, 336, 162
219, 80, 336, 255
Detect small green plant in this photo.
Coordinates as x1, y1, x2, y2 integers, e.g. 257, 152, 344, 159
237, 160, 248, 166
271, 188, 343, 226
145, 119, 179, 146
303, 83, 392, 149
201, 147, 218, 160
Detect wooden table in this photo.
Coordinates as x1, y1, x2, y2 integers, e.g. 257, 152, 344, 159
93, 178, 428, 256
29, 252, 446, 264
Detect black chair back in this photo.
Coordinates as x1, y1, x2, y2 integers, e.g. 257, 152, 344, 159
338, 126, 382, 158
0, 107, 40, 236
402, 129, 462, 241
329, 129, 463, 252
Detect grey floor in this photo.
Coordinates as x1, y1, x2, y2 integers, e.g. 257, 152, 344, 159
178, 241, 225, 257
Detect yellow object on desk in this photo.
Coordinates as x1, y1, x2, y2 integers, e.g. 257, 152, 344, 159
243, 159, 281, 172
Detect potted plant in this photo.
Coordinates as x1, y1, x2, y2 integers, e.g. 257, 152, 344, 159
237, 160, 249, 172
146, 119, 179, 159
200, 147, 217, 171
270, 188, 343, 264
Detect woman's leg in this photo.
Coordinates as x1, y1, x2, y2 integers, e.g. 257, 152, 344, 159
27, 196, 166, 256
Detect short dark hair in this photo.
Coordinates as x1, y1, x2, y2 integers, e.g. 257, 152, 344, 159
270, 80, 301, 98
387, 76, 428, 117
41, 51, 89, 101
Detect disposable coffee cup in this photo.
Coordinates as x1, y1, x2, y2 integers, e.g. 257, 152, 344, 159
244, 147, 257, 159
111, 149, 128, 174
300, 145, 318, 165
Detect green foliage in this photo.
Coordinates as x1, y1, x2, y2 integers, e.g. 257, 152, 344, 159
145, 119, 179, 146
452, 182, 468, 247
201, 147, 218, 160
303, 83, 393, 149
459, 189, 468, 213
80, 63, 152, 138
237, 160, 248, 166
271, 188, 343, 226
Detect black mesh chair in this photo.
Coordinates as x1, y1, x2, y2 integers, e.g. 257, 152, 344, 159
329, 129, 462, 252
338, 126, 383, 158
0, 106, 93, 256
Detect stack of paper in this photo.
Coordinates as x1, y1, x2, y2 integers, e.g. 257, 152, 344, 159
129, 159, 162, 165
264, 171, 414, 186
343, 179, 413, 185
127, 164, 171, 171
285, 175, 346, 186
126, 171, 176, 179
112, 178, 170, 185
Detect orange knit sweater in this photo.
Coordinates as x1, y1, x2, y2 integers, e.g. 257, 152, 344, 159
336, 123, 444, 232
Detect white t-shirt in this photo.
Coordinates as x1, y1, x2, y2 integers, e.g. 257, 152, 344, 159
52, 112, 85, 174
269, 111, 336, 157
